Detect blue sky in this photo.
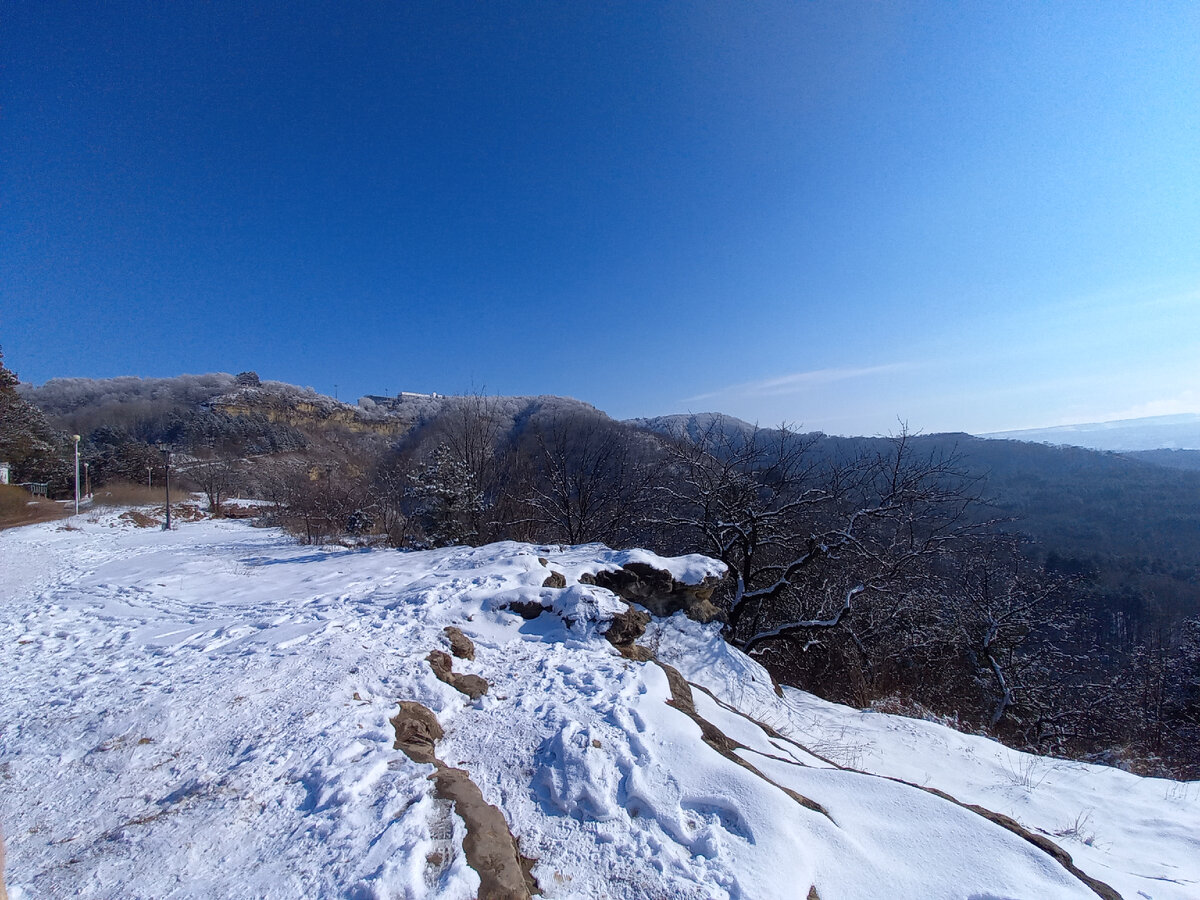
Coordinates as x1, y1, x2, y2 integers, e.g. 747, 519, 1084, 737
3, 1, 1197, 435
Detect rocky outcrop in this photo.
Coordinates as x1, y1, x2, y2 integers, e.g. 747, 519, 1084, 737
503, 600, 550, 620
212, 392, 408, 437
580, 562, 725, 623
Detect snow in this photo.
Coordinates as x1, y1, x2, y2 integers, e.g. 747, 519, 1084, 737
0, 510, 1195, 899
549, 544, 727, 586
982, 413, 1200, 452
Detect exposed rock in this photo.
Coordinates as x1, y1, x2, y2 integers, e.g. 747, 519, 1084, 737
541, 571, 566, 589
426, 649, 454, 680
431, 766, 539, 899
504, 600, 550, 620
427, 650, 489, 700
653, 659, 831, 819
390, 701, 444, 764
580, 562, 725, 623
443, 625, 475, 661
390, 701, 538, 899
959, 801, 1120, 900
604, 606, 653, 660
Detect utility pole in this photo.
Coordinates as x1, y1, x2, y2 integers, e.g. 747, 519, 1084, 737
158, 443, 172, 531
73, 435, 80, 515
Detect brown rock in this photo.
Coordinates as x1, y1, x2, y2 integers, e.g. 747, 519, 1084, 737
427, 649, 454, 680
542, 571, 567, 589
604, 605, 653, 659
605, 606, 651, 646
451, 673, 489, 701
443, 625, 476, 660
390, 701, 539, 899
504, 600, 549, 620
428, 650, 490, 700
390, 701, 444, 764
582, 562, 726, 623
432, 767, 537, 900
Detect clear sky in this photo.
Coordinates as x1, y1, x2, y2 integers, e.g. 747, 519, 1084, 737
3, 2, 1198, 436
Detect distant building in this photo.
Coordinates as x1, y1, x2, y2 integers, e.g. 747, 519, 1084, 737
361, 391, 442, 410
0, 462, 10, 485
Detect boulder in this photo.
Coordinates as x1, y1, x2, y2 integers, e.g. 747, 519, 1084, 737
580, 562, 725, 623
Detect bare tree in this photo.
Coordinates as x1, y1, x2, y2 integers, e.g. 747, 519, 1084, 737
944, 539, 1085, 730
184, 455, 240, 516
655, 423, 988, 654
516, 410, 661, 546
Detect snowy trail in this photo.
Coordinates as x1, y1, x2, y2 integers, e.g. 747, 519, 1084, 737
0, 513, 1193, 899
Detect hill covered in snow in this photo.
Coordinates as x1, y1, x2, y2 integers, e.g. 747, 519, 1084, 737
982, 413, 1200, 453
1, 512, 1197, 899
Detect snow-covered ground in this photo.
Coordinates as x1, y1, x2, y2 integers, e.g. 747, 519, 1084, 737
1, 510, 1196, 899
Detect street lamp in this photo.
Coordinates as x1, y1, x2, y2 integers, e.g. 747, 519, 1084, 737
157, 443, 172, 531
73, 435, 80, 515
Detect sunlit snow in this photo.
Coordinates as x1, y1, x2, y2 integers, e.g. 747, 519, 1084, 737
0, 511, 1195, 899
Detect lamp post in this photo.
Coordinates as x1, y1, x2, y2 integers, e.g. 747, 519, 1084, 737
158, 443, 172, 531
73, 435, 81, 515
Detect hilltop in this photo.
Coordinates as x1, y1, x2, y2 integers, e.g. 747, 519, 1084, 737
2, 510, 1196, 898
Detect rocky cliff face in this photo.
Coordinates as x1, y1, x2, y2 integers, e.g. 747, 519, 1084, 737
211, 388, 410, 437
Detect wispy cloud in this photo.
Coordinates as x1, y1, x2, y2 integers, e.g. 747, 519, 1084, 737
684, 362, 915, 404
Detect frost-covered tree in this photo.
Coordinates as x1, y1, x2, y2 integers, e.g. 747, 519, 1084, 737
0, 347, 70, 490
408, 443, 485, 547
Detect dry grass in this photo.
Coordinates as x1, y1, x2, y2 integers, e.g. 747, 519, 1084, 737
119, 509, 162, 528
0, 484, 67, 531
90, 481, 171, 508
